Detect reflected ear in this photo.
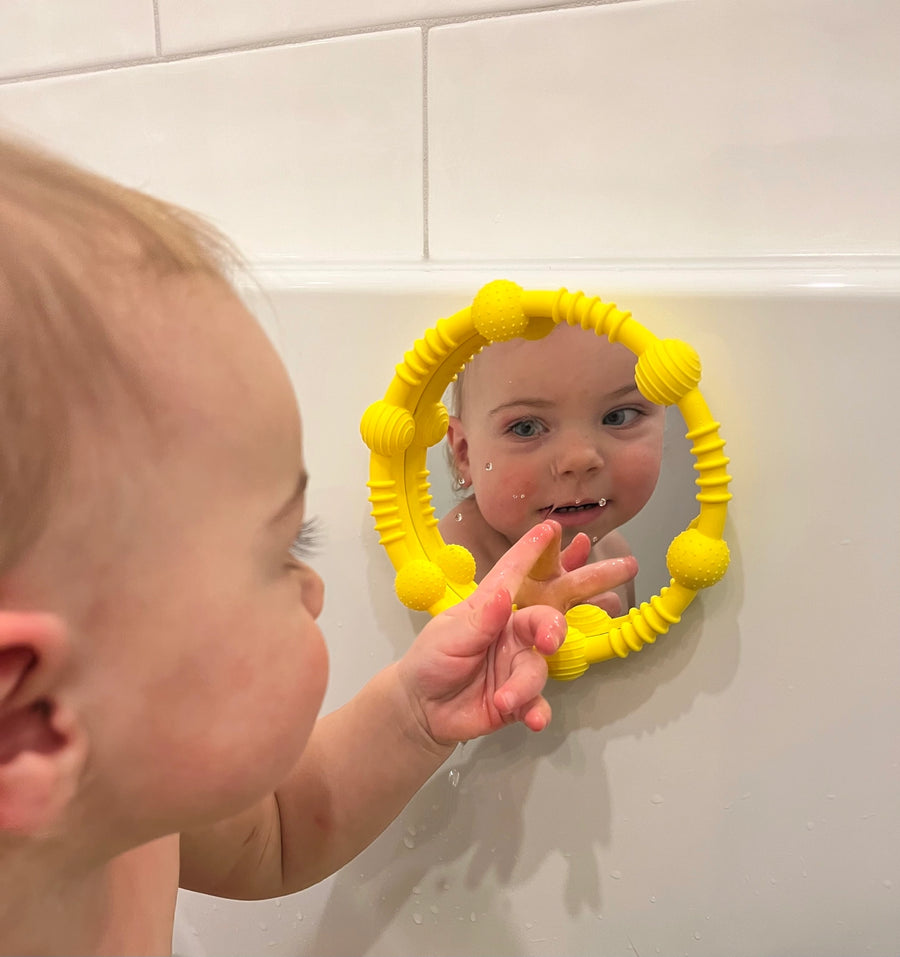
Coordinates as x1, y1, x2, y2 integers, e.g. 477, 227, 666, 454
0, 612, 87, 835
445, 416, 472, 485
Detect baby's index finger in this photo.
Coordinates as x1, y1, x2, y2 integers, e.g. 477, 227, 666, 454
479, 522, 561, 594
527, 525, 563, 582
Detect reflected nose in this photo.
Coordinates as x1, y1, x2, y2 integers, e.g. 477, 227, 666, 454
552, 431, 605, 477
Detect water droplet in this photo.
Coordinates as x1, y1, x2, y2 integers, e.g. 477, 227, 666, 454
484, 462, 493, 471
448, 768, 460, 788
649, 895, 657, 903
413, 913, 423, 925
295, 911, 304, 922
591, 536, 600, 544
430, 904, 440, 914
470, 912, 477, 922
609, 869, 623, 880
806, 820, 815, 830
413, 885, 422, 895
274, 900, 281, 908
258, 922, 268, 931
403, 835, 416, 849
883, 879, 894, 890
826, 793, 836, 800
525, 922, 534, 930
598, 498, 607, 507
693, 931, 702, 941
650, 793, 665, 805
455, 512, 463, 522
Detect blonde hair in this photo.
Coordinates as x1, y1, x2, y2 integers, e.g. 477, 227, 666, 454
0, 133, 237, 575
444, 368, 467, 490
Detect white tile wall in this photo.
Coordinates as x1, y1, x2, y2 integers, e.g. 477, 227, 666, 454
428, 0, 900, 260
0, 31, 424, 262
2, 0, 897, 263
0, 0, 156, 80
156, 0, 563, 55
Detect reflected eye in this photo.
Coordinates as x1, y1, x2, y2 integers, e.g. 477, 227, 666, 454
507, 418, 546, 439
289, 517, 321, 562
603, 407, 642, 428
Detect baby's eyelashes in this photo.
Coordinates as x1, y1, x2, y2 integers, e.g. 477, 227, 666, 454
506, 418, 547, 439
289, 516, 321, 561
602, 407, 643, 428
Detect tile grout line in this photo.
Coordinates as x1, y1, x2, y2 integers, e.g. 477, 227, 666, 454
422, 27, 430, 262
151, 0, 162, 57
0, 1, 638, 87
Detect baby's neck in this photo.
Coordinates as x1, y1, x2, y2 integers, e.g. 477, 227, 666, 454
0, 833, 179, 956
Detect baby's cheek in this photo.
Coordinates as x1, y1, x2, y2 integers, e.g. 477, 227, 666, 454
618, 446, 664, 513
479, 473, 543, 530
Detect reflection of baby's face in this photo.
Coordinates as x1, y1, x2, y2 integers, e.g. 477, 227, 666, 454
452, 323, 665, 548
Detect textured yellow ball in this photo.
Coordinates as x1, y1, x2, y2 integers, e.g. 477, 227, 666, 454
471, 279, 529, 342
546, 626, 589, 681
418, 402, 450, 449
635, 339, 702, 406
434, 544, 477, 585
360, 400, 415, 456
666, 528, 731, 590
394, 559, 447, 611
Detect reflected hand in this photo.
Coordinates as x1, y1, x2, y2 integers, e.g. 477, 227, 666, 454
514, 520, 636, 615
398, 522, 573, 745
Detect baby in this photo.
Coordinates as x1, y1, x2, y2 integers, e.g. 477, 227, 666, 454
439, 321, 666, 614
0, 134, 636, 955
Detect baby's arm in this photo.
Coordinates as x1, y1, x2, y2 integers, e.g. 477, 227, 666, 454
180, 523, 634, 900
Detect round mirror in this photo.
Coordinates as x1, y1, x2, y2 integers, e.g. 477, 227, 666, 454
360, 281, 732, 680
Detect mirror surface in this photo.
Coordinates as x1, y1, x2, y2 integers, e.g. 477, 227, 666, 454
426, 323, 697, 608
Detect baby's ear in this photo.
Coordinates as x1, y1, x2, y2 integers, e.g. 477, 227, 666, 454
445, 416, 471, 483
0, 612, 87, 835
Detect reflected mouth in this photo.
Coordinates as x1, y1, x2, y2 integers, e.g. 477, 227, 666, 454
543, 499, 608, 518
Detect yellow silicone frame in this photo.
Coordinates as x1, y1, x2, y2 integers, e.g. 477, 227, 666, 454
360, 281, 732, 680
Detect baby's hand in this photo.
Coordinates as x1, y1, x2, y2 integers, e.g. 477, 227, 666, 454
514, 520, 637, 614
396, 522, 634, 746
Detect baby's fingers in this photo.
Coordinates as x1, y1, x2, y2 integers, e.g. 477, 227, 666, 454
479, 522, 561, 599
560, 555, 638, 610
510, 603, 568, 657
493, 649, 553, 732
559, 532, 592, 572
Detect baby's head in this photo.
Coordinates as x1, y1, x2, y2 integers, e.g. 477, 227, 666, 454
445, 321, 666, 550
0, 136, 326, 858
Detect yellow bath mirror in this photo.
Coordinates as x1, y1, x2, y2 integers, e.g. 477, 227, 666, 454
360, 281, 732, 680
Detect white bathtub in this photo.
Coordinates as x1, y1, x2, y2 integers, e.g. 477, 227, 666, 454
174, 259, 900, 956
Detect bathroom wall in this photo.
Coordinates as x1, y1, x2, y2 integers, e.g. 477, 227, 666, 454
2, 2, 898, 955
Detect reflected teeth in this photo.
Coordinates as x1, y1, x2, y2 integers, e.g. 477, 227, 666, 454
554, 501, 604, 513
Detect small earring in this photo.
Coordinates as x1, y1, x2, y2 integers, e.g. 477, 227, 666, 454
457, 476, 469, 488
